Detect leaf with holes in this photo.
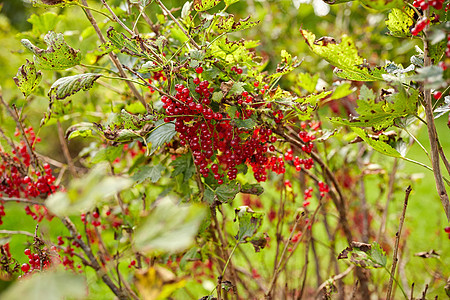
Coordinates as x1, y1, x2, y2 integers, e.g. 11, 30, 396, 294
193, 0, 221, 11
301, 30, 387, 81
385, 8, 414, 37
147, 121, 177, 155
235, 206, 264, 243
48, 73, 102, 100
22, 32, 81, 70
214, 15, 260, 33
106, 27, 152, 59
13, 60, 42, 98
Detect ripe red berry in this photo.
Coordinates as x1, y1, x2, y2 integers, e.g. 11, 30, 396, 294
433, 91, 442, 100
445, 226, 450, 233
21, 263, 30, 273
24, 248, 31, 256
195, 66, 203, 74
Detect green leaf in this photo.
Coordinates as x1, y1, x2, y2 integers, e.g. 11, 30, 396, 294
21, 31, 81, 70
46, 163, 133, 216
13, 59, 42, 98
0, 270, 87, 300
370, 242, 387, 267
65, 122, 95, 140
28, 12, 62, 36
106, 27, 152, 59
331, 87, 418, 130
193, 0, 221, 11
216, 181, 240, 203
229, 82, 247, 95
234, 118, 256, 129
240, 183, 264, 196
134, 197, 207, 253
170, 154, 195, 183
296, 73, 319, 94
330, 82, 355, 100
360, 0, 404, 10
385, 8, 414, 38
224, 0, 239, 5
351, 127, 402, 158
214, 15, 260, 33
235, 206, 264, 242
91, 145, 124, 163
48, 73, 102, 100
132, 164, 166, 183
338, 242, 387, 269
300, 30, 387, 81
147, 121, 177, 155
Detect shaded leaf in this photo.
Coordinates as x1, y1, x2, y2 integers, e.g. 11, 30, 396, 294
107, 27, 152, 59
350, 127, 402, 158
48, 73, 102, 100
235, 206, 264, 242
146, 121, 177, 155
133, 164, 166, 183
240, 183, 264, 196
134, 197, 206, 253
13, 59, 42, 98
170, 154, 195, 183
216, 181, 241, 203
21, 31, 81, 70
234, 118, 256, 129
338, 241, 386, 269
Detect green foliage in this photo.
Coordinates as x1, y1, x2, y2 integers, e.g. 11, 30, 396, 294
204, 181, 241, 205
46, 163, 133, 216
133, 197, 206, 253
385, 8, 414, 38
132, 164, 166, 183
338, 241, 387, 269
21, 31, 81, 70
13, 59, 42, 98
0, 270, 87, 300
301, 29, 387, 81
235, 206, 264, 243
146, 121, 177, 155
331, 86, 418, 130
48, 73, 102, 100
193, 0, 222, 11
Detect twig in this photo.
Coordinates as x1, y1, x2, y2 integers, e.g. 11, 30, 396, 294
80, 0, 148, 111
0, 230, 35, 237
315, 265, 355, 297
297, 230, 311, 299
154, 0, 200, 50
379, 159, 399, 239
0, 197, 46, 206
57, 121, 78, 177
419, 284, 428, 300
357, 144, 370, 243
422, 9, 450, 221
100, 0, 135, 36
410, 283, 414, 300
386, 186, 411, 300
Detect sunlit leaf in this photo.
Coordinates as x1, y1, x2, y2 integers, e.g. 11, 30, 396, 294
22, 31, 81, 70
13, 59, 42, 98
385, 8, 414, 38
193, 0, 221, 11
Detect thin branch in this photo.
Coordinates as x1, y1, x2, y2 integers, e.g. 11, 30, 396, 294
386, 186, 412, 300
422, 9, 450, 221
0, 197, 46, 206
100, 0, 135, 36
80, 0, 148, 111
379, 159, 399, 239
57, 121, 78, 177
154, 0, 200, 50
316, 265, 355, 297
0, 230, 35, 237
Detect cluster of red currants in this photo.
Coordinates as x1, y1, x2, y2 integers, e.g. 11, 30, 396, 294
411, 17, 430, 36
20, 248, 52, 275
412, 0, 445, 10
0, 127, 58, 224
